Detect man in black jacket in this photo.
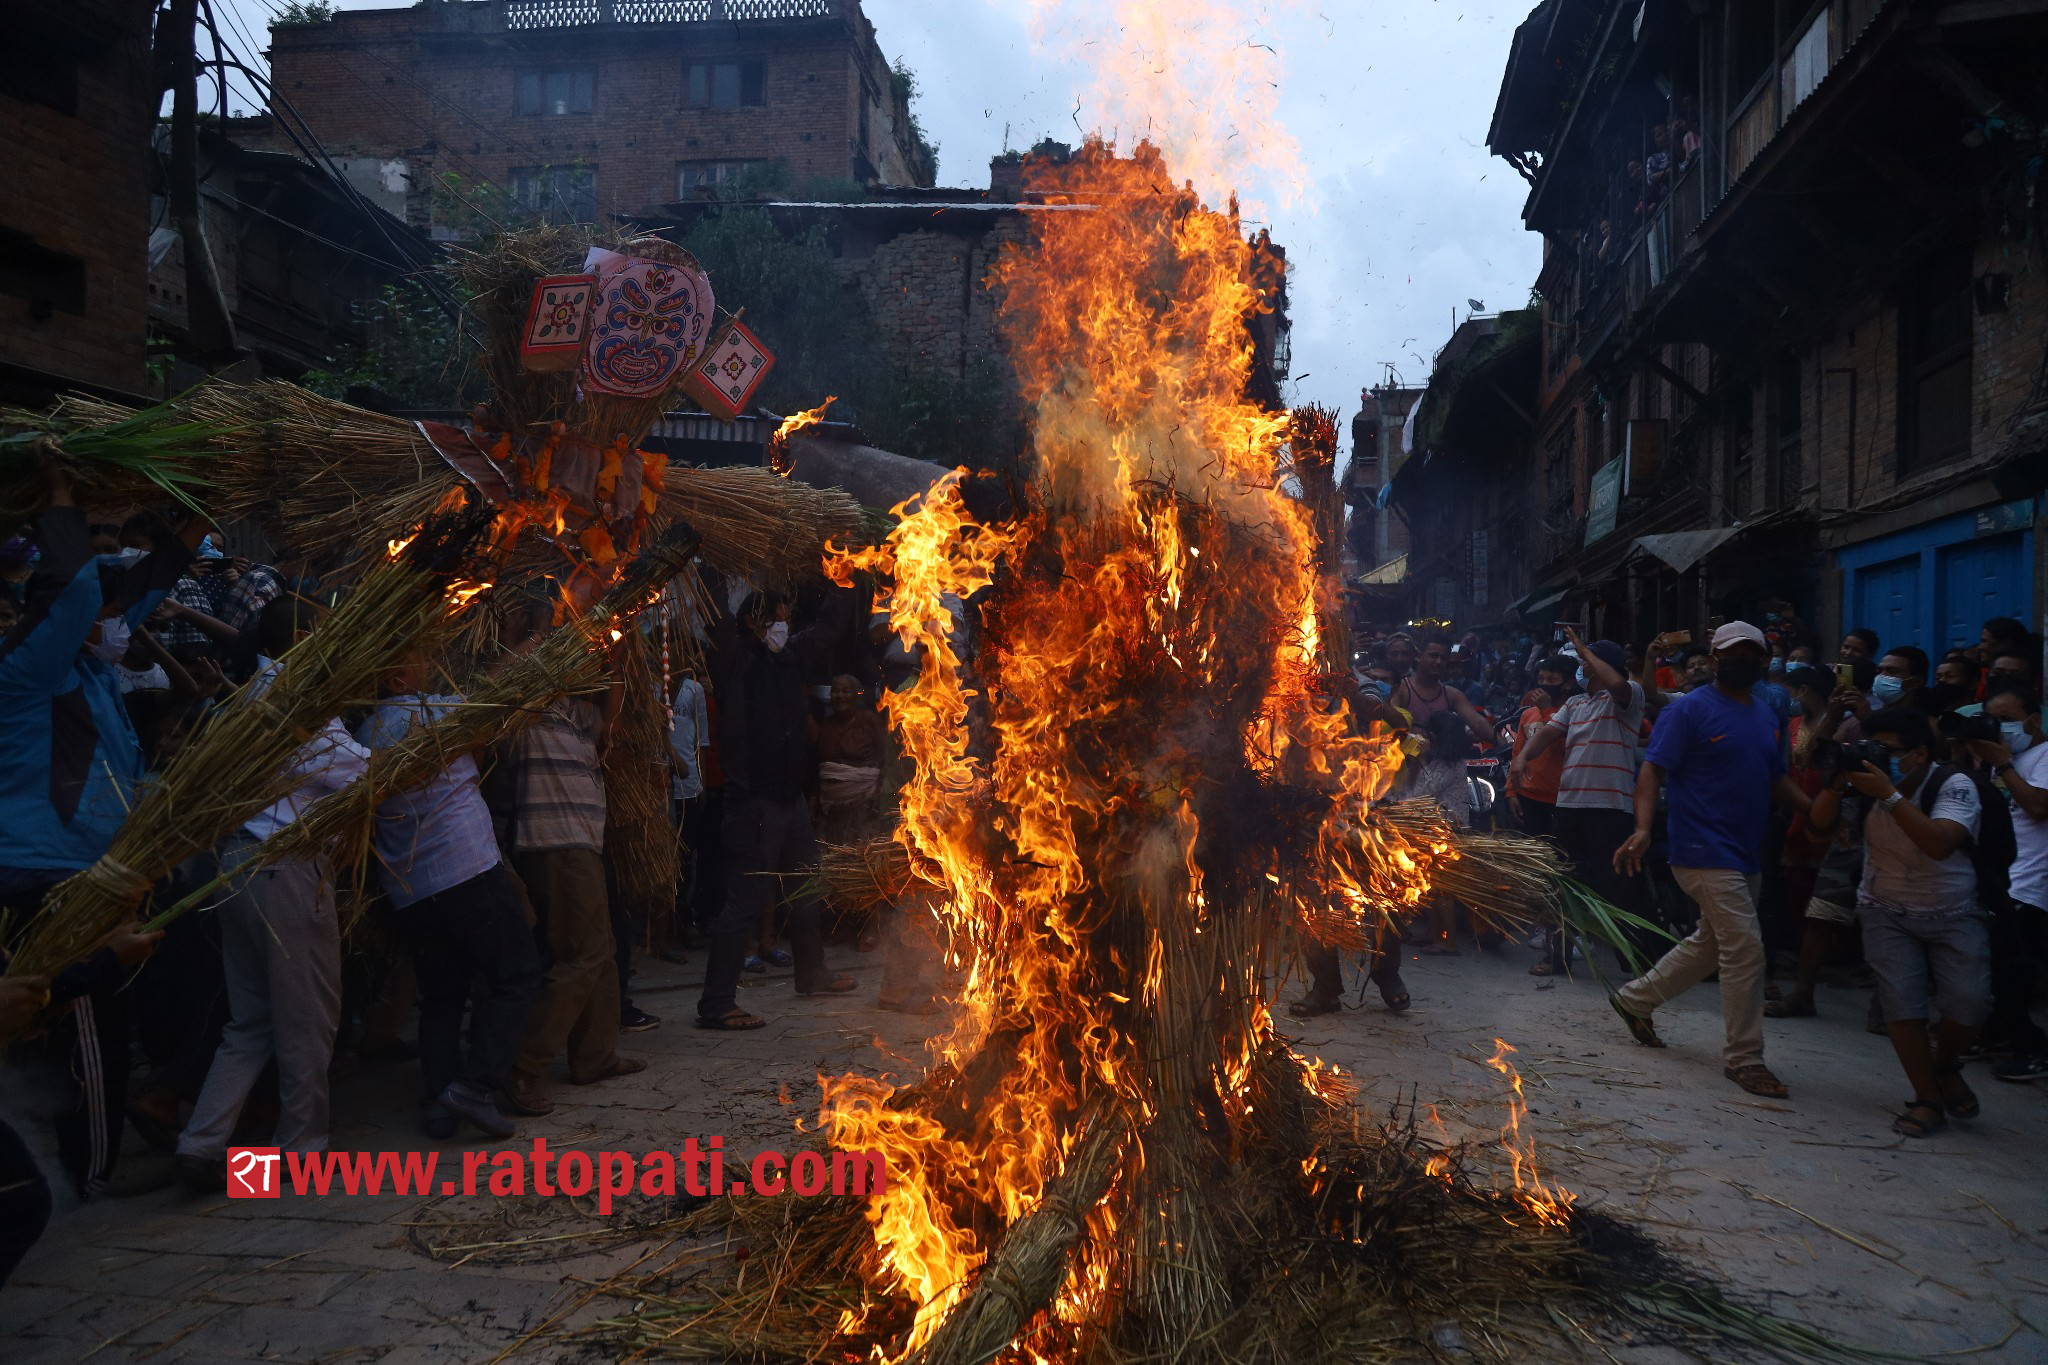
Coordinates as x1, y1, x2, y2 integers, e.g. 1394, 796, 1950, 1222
697, 586, 862, 1029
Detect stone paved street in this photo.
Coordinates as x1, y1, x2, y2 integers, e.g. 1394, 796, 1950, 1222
4, 943, 2044, 1362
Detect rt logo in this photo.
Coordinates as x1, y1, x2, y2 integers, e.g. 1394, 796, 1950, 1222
227, 1146, 282, 1199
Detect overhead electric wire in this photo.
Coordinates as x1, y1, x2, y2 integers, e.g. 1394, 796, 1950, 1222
192, 8, 481, 344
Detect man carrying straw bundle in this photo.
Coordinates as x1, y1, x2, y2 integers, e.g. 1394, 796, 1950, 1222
1, 463, 199, 1201
175, 596, 369, 1190
358, 664, 542, 1141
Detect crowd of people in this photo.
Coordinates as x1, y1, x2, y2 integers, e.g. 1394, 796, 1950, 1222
0, 467, 909, 1286
1, 455, 2040, 1295
1329, 602, 2046, 1136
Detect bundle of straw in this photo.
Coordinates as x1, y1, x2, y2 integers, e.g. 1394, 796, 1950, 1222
3, 509, 494, 991
1, 395, 224, 522
177, 379, 453, 561
138, 526, 702, 924
660, 462, 868, 586
601, 628, 679, 927
817, 835, 926, 915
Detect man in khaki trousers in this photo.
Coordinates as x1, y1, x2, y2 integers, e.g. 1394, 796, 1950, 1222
1610, 622, 1812, 1099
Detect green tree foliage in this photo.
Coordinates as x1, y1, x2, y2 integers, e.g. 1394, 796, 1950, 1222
671, 204, 1021, 473
300, 281, 483, 409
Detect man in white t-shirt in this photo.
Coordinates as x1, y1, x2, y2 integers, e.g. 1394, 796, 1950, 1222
1976, 683, 2048, 1083
1808, 706, 1993, 1139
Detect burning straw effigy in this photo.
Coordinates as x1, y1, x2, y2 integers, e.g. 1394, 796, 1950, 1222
541, 143, 1865, 1365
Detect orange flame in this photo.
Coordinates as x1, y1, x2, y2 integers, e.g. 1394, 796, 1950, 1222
797, 12, 1459, 1360
769, 396, 837, 478
1482, 1039, 1576, 1227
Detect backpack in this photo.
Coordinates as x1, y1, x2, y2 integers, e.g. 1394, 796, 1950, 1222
1917, 763, 2015, 912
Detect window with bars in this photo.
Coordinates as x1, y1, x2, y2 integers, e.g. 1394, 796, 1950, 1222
686, 60, 765, 109
1900, 247, 1974, 472
519, 69, 594, 116
509, 165, 598, 222
677, 159, 764, 197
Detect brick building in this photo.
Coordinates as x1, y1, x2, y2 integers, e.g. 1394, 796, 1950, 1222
147, 132, 432, 392
242, 0, 936, 238
1390, 0, 2048, 652
0, 0, 157, 402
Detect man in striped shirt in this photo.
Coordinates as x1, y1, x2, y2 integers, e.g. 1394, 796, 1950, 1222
1513, 631, 1649, 975
503, 651, 645, 1114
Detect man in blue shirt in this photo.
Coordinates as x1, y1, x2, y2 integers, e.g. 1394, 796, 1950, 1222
1610, 621, 1813, 1098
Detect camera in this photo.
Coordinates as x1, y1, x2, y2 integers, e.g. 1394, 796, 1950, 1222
1810, 737, 1891, 779
1938, 711, 2001, 745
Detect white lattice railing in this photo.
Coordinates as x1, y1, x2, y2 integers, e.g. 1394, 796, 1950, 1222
504, 0, 833, 26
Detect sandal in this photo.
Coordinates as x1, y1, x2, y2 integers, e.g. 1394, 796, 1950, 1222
1723, 1064, 1790, 1098
797, 973, 860, 997
1528, 961, 1557, 977
1288, 994, 1341, 1018
1609, 995, 1666, 1048
1763, 996, 1816, 1018
1935, 1066, 1980, 1120
1369, 964, 1411, 1013
696, 1007, 767, 1031
1893, 1099, 1946, 1139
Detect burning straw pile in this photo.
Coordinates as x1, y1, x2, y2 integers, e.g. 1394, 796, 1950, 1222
547, 144, 1862, 1365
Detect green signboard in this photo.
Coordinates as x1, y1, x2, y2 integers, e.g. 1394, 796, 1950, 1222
1585, 460, 1623, 546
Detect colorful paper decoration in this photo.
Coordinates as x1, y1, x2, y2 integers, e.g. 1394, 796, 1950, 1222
681, 319, 776, 420
580, 248, 716, 399
518, 274, 595, 372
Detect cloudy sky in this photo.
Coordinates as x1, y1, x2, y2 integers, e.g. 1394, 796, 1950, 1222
214, 0, 1540, 461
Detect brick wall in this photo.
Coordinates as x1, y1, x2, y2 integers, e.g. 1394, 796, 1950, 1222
248, 1, 925, 235
0, 1, 154, 398
1804, 235, 2044, 514
855, 221, 1025, 374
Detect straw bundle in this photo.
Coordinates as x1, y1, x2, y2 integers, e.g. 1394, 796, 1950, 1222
1, 395, 223, 522
659, 462, 868, 586
450, 222, 597, 438
816, 835, 925, 915
602, 628, 680, 926
139, 526, 703, 926
905, 1109, 1128, 1365
3, 510, 492, 991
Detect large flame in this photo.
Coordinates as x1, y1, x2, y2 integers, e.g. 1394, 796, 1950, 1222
803, 10, 1564, 1361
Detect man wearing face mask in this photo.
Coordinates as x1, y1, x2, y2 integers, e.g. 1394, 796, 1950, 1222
1808, 707, 2003, 1137
1610, 622, 1812, 1098
697, 586, 864, 1031
1971, 683, 2048, 1083
1871, 647, 1928, 713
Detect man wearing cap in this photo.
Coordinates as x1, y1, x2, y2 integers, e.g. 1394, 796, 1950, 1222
1611, 621, 1814, 1098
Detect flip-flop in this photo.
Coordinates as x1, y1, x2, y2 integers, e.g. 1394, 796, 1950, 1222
1288, 995, 1341, 1018
696, 1008, 766, 1031
1609, 995, 1665, 1048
